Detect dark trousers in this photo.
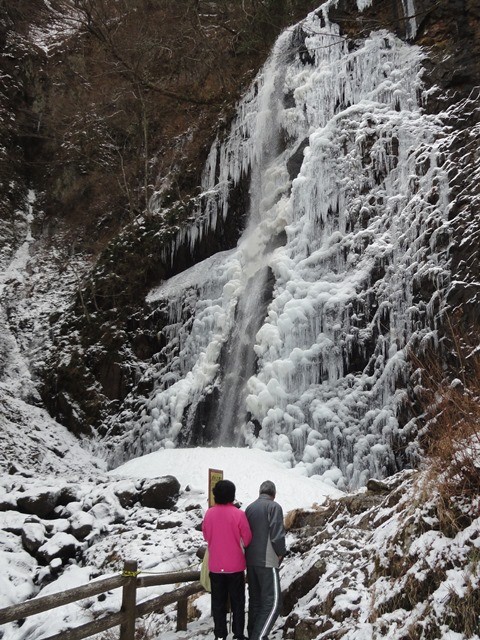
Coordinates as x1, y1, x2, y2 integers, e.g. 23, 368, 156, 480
210, 571, 246, 639
247, 566, 281, 640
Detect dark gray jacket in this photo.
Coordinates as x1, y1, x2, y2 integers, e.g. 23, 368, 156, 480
245, 494, 287, 568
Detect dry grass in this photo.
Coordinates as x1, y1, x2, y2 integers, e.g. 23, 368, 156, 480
411, 323, 480, 533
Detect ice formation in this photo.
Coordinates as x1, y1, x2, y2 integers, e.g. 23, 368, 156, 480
105, 1, 451, 489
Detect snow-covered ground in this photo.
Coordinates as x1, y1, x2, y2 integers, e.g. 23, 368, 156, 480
112, 446, 344, 512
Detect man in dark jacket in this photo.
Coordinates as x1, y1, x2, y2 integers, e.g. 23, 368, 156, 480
245, 480, 287, 640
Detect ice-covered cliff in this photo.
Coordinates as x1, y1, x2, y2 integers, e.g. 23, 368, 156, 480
102, 0, 457, 489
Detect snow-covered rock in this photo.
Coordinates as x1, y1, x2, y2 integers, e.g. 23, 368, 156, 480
37, 532, 81, 564
21, 521, 46, 555
69, 511, 95, 541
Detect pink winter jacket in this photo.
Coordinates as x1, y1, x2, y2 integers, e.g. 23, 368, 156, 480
202, 504, 252, 573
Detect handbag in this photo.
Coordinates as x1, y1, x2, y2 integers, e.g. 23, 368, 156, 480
200, 548, 211, 592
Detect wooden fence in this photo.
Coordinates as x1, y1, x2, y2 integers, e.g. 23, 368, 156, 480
0, 560, 203, 640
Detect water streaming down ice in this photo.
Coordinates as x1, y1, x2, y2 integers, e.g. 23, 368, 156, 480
401, 0, 418, 40
106, 4, 451, 488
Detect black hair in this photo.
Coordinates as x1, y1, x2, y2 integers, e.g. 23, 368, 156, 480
213, 479, 236, 504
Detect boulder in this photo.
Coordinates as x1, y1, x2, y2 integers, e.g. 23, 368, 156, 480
37, 532, 80, 564
339, 493, 384, 515
57, 486, 79, 506
0, 496, 16, 511
69, 511, 96, 540
156, 519, 182, 530
21, 521, 47, 554
140, 476, 180, 510
113, 480, 141, 508
284, 503, 339, 530
17, 490, 60, 518
46, 518, 70, 534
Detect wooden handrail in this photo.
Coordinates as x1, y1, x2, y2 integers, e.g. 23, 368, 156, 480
137, 569, 200, 589
0, 574, 127, 625
0, 562, 204, 640
41, 612, 125, 640
135, 581, 203, 618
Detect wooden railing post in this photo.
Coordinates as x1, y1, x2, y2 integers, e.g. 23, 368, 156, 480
119, 560, 138, 640
176, 597, 188, 631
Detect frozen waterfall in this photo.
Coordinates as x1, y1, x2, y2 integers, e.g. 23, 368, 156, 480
105, 2, 451, 489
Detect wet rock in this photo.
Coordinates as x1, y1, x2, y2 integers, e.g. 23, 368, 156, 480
140, 476, 180, 509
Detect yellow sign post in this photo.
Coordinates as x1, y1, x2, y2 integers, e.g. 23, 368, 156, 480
208, 468, 224, 507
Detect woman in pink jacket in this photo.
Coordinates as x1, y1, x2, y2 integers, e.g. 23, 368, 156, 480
202, 479, 252, 640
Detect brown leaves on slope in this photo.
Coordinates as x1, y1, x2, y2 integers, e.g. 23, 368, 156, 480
411, 322, 480, 533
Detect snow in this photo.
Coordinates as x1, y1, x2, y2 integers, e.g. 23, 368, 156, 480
1, 434, 479, 639
1, 437, 475, 640
111, 446, 344, 512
